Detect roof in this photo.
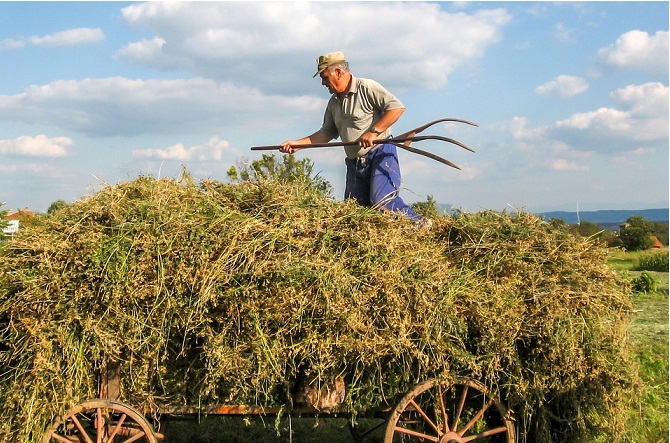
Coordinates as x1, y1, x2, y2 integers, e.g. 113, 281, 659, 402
3, 208, 34, 220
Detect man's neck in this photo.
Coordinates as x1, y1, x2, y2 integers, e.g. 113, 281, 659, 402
336, 74, 353, 100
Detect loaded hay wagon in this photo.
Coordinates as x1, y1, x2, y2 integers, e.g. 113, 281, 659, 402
0, 175, 636, 443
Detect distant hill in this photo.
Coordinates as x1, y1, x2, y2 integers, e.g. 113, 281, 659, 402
535, 208, 669, 227
435, 205, 668, 230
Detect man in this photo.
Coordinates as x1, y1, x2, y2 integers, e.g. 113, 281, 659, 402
280, 51, 423, 223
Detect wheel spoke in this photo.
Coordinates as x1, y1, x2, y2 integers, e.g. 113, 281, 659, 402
462, 425, 509, 442
107, 413, 128, 440
394, 425, 440, 442
48, 432, 74, 443
96, 408, 103, 443
452, 384, 468, 432
408, 398, 441, 435
458, 397, 495, 436
121, 431, 148, 443
438, 383, 450, 434
71, 415, 94, 443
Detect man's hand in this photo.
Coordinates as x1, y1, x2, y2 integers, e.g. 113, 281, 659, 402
358, 108, 405, 147
358, 131, 378, 148
279, 141, 301, 154
279, 130, 332, 154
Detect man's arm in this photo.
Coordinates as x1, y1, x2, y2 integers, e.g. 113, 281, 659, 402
358, 107, 405, 148
280, 129, 333, 154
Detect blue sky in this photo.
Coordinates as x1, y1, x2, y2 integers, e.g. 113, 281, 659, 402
1, 1, 667, 213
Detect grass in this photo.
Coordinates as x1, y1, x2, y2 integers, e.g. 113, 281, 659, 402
611, 248, 668, 443
627, 292, 669, 442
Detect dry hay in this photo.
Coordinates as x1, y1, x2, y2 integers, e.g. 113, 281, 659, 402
0, 174, 637, 442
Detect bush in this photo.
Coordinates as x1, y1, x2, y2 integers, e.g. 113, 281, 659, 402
631, 271, 658, 293
620, 216, 655, 251
637, 251, 669, 272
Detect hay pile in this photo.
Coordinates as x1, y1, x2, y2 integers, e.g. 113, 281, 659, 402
0, 175, 636, 442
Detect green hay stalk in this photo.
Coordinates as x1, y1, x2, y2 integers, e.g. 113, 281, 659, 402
0, 174, 637, 442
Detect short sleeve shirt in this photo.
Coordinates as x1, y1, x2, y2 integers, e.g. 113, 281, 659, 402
320, 76, 405, 159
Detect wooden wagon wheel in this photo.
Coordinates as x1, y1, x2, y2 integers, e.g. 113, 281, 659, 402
42, 398, 158, 443
384, 377, 515, 443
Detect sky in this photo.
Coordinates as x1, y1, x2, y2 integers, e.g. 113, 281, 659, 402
0, 1, 668, 214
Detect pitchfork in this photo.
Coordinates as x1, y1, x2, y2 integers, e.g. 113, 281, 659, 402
250, 118, 477, 170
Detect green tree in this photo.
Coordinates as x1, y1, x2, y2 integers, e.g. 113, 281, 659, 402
572, 220, 603, 238
47, 199, 69, 215
620, 215, 655, 251
651, 221, 668, 246
548, 218, 569, 231
411, 195, 441, 219
228, 153, 332, 196
0, 203, 8, 241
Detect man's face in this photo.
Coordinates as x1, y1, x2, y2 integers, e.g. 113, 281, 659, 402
319, 68, 347, 94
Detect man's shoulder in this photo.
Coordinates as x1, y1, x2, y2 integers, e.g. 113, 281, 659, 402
352, 76, 389, 95
353, 76, 383, 88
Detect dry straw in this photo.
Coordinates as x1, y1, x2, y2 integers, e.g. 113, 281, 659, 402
0, 174, 636, 442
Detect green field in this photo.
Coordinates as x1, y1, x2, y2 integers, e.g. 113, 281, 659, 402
611, 249, 668, 443
159, 249, 669, 443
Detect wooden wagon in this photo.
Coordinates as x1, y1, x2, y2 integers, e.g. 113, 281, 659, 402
42, 359, 516, 443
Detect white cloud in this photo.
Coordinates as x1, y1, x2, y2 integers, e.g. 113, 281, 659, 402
0, 38, 25, 51
492, 116, 545, 141
133, 137, 232, 161
552, 23, 575, 43
597, 30, 669, 74
549, 159, 589, 172
494, 82, 667, 173
117, 37, 166, 61
547, 82, 668, 152
0, 163, 65, 175
118, 2, 512, 92
556, 107, 630, 131
0, 3, 513, 140
0, 135, 72, 157
0, 77, 324, 137
29, 28, 104, 47
536, 75, 589, 98
0, 28, 104, 50
610, 82, 669, 118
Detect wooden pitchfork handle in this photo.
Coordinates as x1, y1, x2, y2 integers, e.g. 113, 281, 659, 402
251, 136, 470, 169
250, 135, 473, 152
249, 118, 478, 169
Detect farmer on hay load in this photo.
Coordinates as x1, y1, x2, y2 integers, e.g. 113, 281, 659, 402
280, 51, 426, 225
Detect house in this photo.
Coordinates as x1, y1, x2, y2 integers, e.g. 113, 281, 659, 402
650, 236, 664, 249
2, 219, 19, 235
2, 208, 34, 237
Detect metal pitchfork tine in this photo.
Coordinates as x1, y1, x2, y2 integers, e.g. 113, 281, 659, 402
387, 140, 462, 170
393, 117, 478, 140
250, 118, 478, 170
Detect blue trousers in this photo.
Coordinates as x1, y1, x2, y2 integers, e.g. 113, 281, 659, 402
344, 143, 421, 220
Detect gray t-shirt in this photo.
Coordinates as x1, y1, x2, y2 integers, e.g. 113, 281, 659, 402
320, 76, 405, 159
